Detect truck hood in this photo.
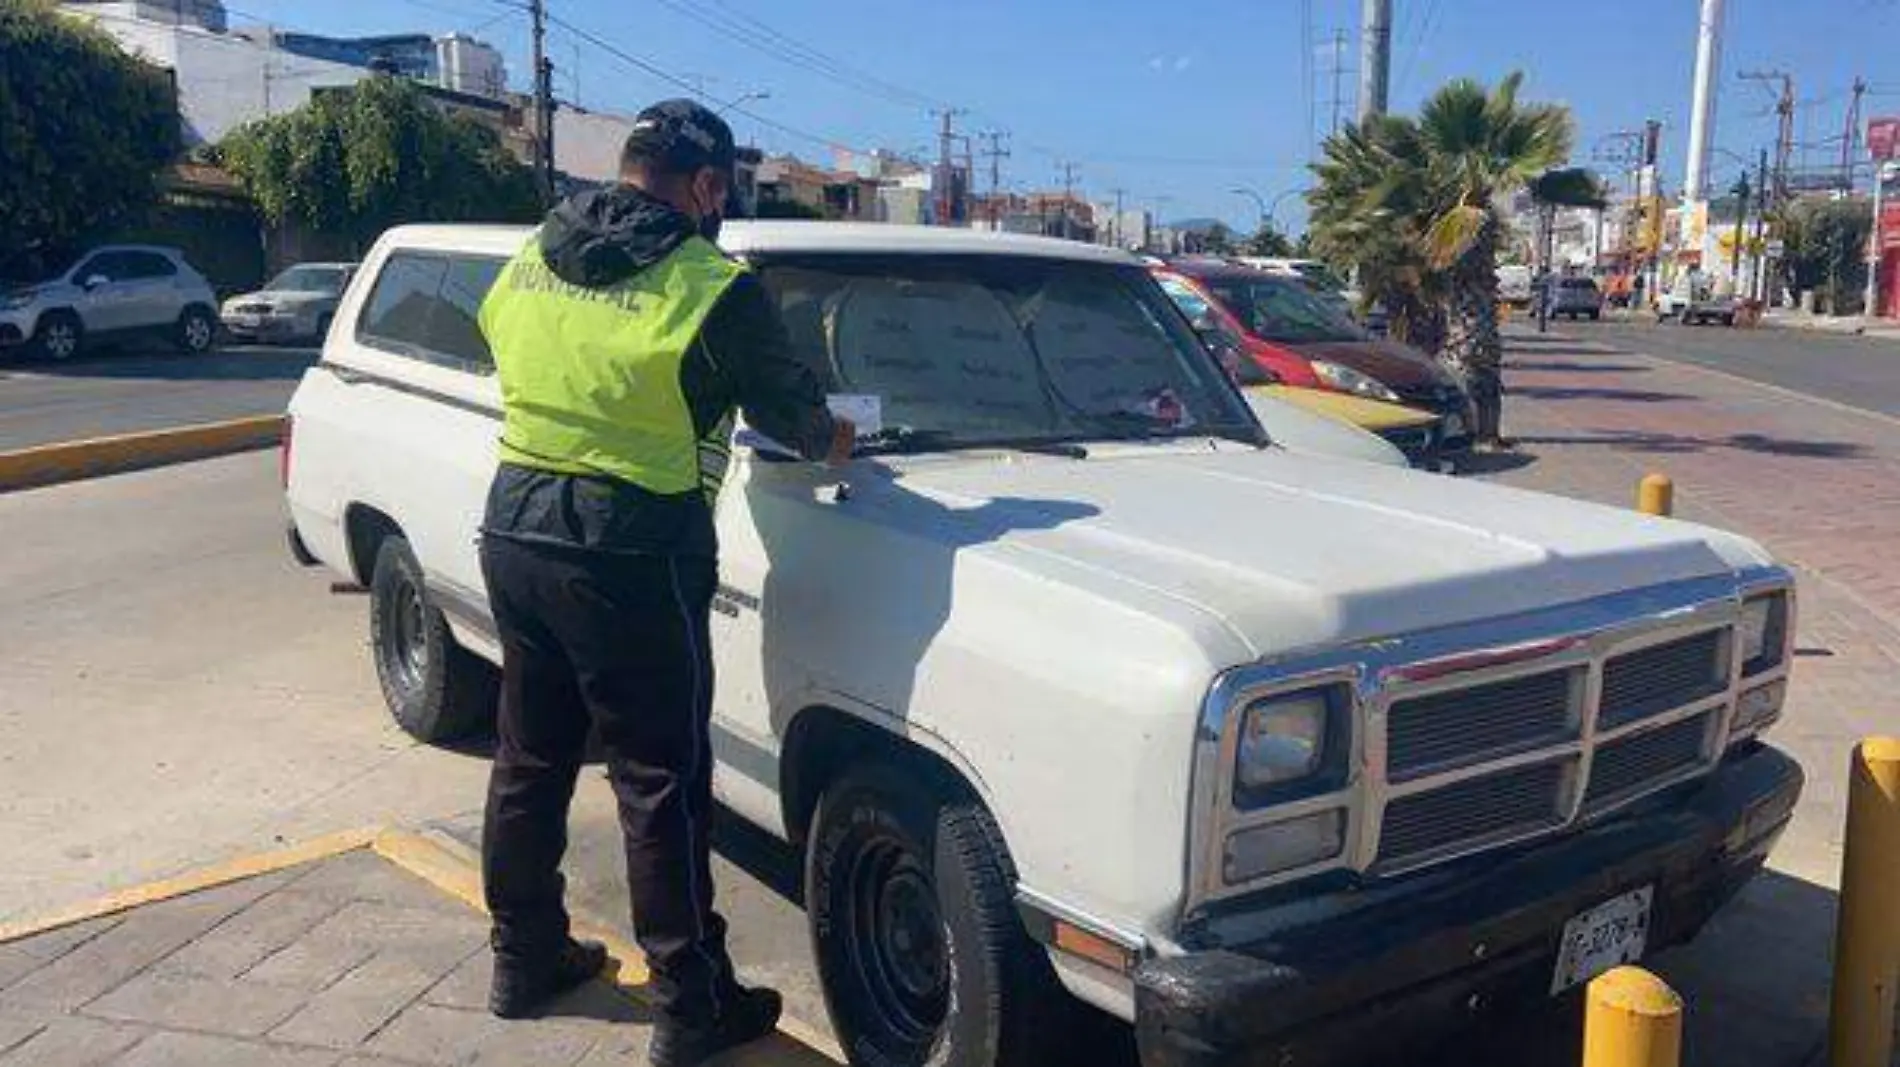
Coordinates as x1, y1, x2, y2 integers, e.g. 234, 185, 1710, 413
872, 443, 1770, 660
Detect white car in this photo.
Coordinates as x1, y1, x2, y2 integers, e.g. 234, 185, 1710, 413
285, 222, 1802, 1067
0, 245, 219, 361
222, 262, 358, 345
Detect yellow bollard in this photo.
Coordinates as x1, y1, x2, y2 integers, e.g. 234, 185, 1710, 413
1828, 737, 1900, 1067
1637, 473, 1674, 517
1583, 967, 1682, 1067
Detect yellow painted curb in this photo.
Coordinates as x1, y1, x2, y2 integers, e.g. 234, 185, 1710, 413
373, 827, 845, 1064
0, 825, 378, 944
0, 414, 286, 492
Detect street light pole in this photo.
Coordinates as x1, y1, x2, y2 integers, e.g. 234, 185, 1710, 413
1231, 186, 1268, 231
1865, 162, 1890, 319
1267, 187, 1308, 231
717, 90, 770, 115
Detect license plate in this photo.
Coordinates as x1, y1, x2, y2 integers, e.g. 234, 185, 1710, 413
232, 315, 261, 328
1551, 885, 1653, 994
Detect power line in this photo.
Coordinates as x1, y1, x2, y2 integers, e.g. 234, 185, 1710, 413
1397, 0, 1443, 96
544, 11, 870, 154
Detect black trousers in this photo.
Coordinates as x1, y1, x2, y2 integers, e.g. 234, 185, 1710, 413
479, 535, 737, 1022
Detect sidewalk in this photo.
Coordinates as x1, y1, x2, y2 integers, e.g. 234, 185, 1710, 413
1760, 308, 1900, 342
0, 833, 834, 1067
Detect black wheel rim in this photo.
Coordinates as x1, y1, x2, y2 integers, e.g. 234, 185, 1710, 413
385, 572, 428, 694
844, 835, 949, 1044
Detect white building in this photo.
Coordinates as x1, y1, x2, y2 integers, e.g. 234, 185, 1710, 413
435, 34, 506, 98
552, 105, 639, 185
64, 5, 368, 146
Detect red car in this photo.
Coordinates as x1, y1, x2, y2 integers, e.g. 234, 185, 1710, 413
1153, 260, 1476, 452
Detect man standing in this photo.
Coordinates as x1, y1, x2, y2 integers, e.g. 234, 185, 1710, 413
476, 99, 852, 1066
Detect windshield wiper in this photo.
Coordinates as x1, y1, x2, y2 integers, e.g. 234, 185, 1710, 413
853, 426, 960, 456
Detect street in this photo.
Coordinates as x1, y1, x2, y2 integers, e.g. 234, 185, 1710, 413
0, 344, 315, 452
3, 322, 1891, 1065
1560, 319, 1900, 420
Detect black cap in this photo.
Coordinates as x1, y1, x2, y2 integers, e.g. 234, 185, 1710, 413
621, 99, 737, 176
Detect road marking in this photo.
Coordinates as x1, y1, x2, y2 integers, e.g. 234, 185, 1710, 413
0, 826, 378, 944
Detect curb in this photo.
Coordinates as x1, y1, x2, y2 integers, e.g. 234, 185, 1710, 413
0, 826, 844, 1065
0, 414, 285, 493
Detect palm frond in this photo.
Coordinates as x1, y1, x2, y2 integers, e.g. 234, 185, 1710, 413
1424, 205, 1490, 268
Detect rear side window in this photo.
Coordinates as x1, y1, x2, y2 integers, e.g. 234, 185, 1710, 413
122, 252, 178, 279
356, 251, 506, 371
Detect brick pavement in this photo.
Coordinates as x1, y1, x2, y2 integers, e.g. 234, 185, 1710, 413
0, 847, 827, 1067
1492, 328, 1900, 890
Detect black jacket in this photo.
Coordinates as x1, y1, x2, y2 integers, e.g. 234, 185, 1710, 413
483, 186, 835, 557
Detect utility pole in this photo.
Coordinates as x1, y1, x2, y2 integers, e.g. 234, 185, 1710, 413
1357, 0, 1391, 124
1109, 187, 1127, 249
932, 109, 965, 226
978, 130, 1009, 226
1843, 76, 1868, 189
1321, 29, 1350, 134
1866, 161, 1888, 317
1741, 70, 1797, 203
1730, 170, 1750, 287
1753, 148, 1771, 301
529, 0, 553, 206
1056, 161, 1081, 240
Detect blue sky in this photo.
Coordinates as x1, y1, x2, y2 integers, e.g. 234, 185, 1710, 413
221, 0, 1899, 229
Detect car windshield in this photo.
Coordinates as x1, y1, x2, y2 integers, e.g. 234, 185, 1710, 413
1204, 275, 1364, 344
1560, 278, 1598, 291
755, 253, 1261, 451
267, 266, 350, 293
1290, 262, 1347, 292
0, 248, 81, 287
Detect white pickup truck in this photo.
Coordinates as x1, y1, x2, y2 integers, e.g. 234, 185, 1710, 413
284, 222, 1802, 1067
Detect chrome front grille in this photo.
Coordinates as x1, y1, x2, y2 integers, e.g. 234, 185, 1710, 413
1187, 569, 1797, 912
1377, 760, 1569, 868
1600, 630, 1726, 728
1386, 668, 1578, 778
1585, 713, 1716, 809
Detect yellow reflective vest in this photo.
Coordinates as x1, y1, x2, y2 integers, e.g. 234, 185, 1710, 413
480, 235, 745, 500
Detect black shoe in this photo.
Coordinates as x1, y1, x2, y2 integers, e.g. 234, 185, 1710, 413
489, 938, 609, 1019
649, 986, 783, 1067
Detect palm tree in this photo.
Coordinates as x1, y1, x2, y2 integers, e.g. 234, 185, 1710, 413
1307, 115, 1449, 353
1412, 73, 1574, 446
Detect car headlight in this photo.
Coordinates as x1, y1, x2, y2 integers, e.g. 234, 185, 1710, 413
1739, 593, 1788, 676
1311, 360, 1402, 403
1236, 692, 1331, 792
0, 293, 30, 311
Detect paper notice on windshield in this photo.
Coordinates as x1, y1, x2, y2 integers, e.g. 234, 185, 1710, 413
827, 394, 883, 438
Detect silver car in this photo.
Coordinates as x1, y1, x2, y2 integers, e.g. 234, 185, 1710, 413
221, 263, 358, 345
0, 245, 220, 361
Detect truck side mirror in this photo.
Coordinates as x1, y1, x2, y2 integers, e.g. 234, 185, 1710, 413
83, 274, 110, 290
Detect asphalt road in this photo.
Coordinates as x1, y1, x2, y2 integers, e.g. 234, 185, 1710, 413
0, 342, 316, 452
1555, 318, 1900, 420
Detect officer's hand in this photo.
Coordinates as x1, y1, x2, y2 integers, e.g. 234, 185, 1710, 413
824, 418, 856, 467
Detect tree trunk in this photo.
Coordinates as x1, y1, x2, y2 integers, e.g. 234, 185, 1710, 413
1441, 222, 1505, 444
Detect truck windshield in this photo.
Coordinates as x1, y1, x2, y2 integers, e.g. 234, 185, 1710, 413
755, 254, 1262, 452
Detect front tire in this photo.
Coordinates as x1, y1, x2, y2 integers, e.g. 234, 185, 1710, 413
34, 311, 82, 361
806, 764, 1060, 1067
369, 536, 495, 742
176, 307, 216, 354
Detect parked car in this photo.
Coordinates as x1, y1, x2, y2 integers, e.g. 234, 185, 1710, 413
287, 221, 1801, 1067
1498, 264, 1535, 306
222, 262, 358, 344
1543, 275, 1604, 320
0, 245, 219, 361
1155, 261, 1474, 457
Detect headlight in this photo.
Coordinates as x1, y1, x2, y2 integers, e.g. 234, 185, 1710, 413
1740, 594, 1788, 675
1311, 360, 1402, 403
1236, 692, 1330, 792
0, 293, 30, 311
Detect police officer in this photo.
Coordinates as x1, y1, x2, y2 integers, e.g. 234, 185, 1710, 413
476, 99, 852, 1066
